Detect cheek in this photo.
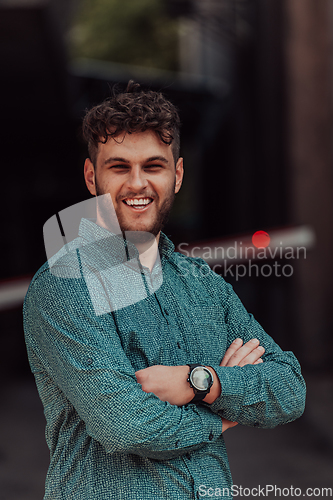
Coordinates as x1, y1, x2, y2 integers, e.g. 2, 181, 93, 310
156, 175, 175, 194
96, 176, 118, 199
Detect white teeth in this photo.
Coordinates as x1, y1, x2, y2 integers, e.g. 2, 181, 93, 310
125, 198, 152, 206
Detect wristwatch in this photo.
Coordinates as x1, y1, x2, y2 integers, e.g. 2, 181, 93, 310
187, 364, 214, 403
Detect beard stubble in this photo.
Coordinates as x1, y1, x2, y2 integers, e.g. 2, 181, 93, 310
95, 177, 176, 237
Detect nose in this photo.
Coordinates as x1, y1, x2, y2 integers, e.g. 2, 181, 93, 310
125, 166, 148, 192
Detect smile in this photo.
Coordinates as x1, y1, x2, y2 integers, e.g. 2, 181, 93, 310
122, 197, 153, 210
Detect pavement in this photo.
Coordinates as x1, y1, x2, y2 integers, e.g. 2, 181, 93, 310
0, 371, 332, 500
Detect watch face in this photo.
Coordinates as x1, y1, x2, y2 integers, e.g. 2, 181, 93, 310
190, 367, 213, 391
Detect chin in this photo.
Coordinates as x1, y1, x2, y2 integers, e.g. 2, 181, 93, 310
117, 215, 159, 236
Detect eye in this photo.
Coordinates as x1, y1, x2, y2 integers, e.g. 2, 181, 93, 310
145, 164, 163, 171
109, 164, 130, 171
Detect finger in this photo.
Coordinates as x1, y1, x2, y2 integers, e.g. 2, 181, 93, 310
254, 358, 263, 365
238, 346, 265, 367
220, 338, 243, 366
135, 368, 147, 383
221, 418, 238, 433
225, 338, 260, 367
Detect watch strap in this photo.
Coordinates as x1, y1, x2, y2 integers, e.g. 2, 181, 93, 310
190, 391, 208, 403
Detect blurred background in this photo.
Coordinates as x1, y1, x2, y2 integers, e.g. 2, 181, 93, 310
0, 0, 332, 498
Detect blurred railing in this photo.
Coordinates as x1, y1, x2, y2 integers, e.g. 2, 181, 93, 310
0, 225, 315, 311
0, 276, 32, 312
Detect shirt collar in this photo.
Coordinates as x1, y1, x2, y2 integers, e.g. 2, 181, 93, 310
78, 218, 175, 265
158, 232, 175, 261
78, 218, 139, 266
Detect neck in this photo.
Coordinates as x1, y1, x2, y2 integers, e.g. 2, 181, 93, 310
136, 233, 160, 271
94, 214, 160, 271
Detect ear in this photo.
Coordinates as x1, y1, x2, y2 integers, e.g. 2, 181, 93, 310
174, 157, 184, 194
84, 158, 97, 196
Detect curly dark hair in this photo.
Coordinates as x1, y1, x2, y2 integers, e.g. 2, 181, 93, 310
82, 81, 181, 166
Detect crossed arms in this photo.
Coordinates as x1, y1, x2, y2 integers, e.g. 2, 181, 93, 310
23, 268, 306, 460
136, 338, 265, 432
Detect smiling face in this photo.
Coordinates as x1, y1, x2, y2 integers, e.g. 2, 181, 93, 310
84, 130, 183, 239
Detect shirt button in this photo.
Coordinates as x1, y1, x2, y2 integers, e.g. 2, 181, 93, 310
86, 358, 93, 366
209, 432, 214, 441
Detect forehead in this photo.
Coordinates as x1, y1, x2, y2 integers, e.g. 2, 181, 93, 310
96, 130, 174, 165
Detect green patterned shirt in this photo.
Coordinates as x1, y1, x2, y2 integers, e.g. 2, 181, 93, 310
23, 219, 306, 500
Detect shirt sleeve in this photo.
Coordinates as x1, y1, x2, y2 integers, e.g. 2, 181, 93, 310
23, 269, 222, 461
203, 271, 306, 428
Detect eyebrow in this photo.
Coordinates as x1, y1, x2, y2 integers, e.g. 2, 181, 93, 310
103, 155, 169, 166
103, 157, 130, 166
145, 156, 169, 164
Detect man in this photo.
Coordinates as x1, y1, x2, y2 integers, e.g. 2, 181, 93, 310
23, 81, 306, 500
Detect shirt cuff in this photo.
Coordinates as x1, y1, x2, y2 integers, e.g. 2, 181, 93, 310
207, 365, 246, 420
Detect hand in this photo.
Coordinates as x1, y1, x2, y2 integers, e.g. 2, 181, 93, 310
220, 338, 265, 367
219, 338, 265, 432
204, 338, 265, 405
221, 418, 238, 432
135, 365, 194, 406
